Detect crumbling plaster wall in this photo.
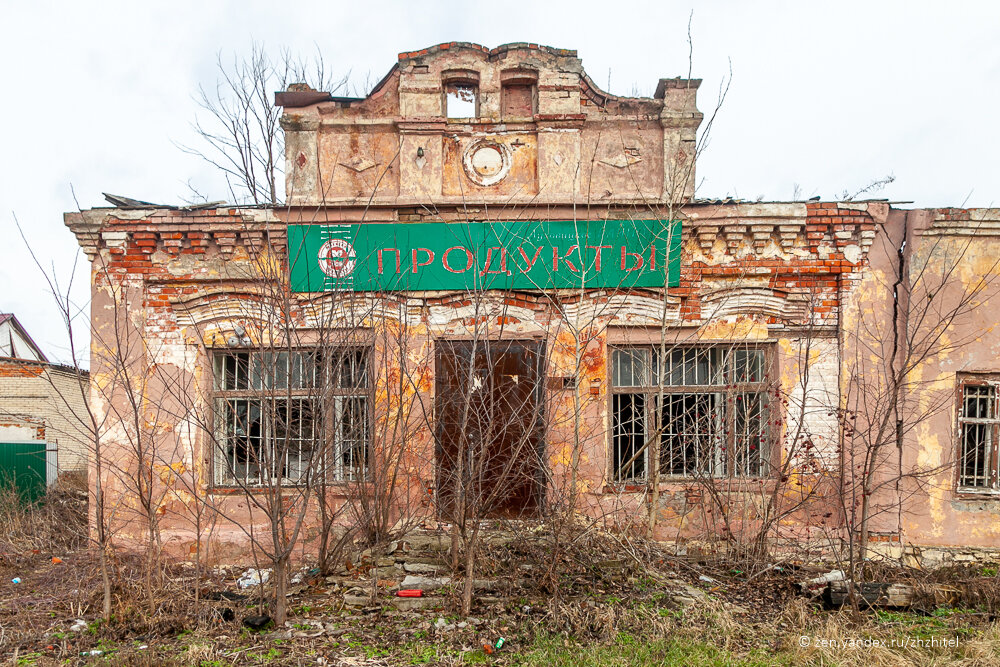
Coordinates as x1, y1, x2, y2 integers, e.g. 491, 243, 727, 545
66, 197, 874, 556
844, 207, 1000, 550
282, 43, 701, 208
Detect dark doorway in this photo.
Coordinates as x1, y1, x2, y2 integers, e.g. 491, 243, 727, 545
435, 340, 544, 520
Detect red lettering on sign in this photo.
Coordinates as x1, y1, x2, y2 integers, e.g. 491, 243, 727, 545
411, 248, 435, 273
648, 243, 657, 270
552, 246, 580, 273
442, 246, 475, 273
378, 248, 401, 274
621, 246, 643, 272
480, 247, 512, 276
517, 246, 543, 271
586, 245, 611, 272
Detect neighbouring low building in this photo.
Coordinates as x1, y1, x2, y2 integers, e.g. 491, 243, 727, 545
66, 43, 1000, 564
0, 313, 90, 497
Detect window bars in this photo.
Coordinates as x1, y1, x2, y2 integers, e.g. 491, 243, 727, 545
213, 349, 369, 486
958, 382, 1000, 490
610, 346, 770, 481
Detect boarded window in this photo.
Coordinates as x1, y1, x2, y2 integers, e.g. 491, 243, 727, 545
213, 349, 368, 486
610, 345, 771, 481
958, 382, 999, 490
502, 84, 534, 118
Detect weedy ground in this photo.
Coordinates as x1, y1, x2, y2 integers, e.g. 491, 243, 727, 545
1, 481, 998, 666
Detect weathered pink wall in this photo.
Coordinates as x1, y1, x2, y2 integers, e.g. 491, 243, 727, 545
846, 208, 1000, 552
65, 42, 1000, 564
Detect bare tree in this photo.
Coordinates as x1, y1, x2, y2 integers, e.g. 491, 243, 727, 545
16, 212, 124, 621
838, 210, 1000, 588
180, 43, 349, 206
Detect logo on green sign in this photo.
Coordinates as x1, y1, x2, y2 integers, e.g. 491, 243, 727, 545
288, 220, 681, 293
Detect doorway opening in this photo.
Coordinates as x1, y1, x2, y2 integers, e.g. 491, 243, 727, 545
434, 339, 544, 519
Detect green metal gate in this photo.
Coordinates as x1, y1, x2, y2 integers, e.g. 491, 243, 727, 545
0, 442, 49, 503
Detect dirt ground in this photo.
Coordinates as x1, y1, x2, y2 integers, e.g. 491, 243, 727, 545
1, 482, 998, 666
2, 541, 999, 666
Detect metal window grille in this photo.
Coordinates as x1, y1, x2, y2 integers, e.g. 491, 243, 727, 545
213, 349, 369, 486
610, 345, 770, 481
958, 383, 999, 490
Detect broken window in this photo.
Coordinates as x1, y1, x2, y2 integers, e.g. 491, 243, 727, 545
958, 381, 1000, 490
445, 82, 478, 119
213, 349, 368, 486
610, 345, 771, 481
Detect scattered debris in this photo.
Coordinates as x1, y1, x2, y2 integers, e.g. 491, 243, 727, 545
69, 619, 87, 633
203, 590, 247, 602
243, 615, 272, 631
434, 617, 455, 632
397, 589, 423, 597
102, 193, 226, 211
401, 574, 451, 591
237, 568, 271, 589
827, 581, 914, 608
207, 606, 235, 623
799, 569, 845, 594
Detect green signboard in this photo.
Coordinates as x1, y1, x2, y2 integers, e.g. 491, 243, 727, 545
288, 219, 681, 293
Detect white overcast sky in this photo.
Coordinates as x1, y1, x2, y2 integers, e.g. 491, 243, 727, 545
2, 0, 999, 364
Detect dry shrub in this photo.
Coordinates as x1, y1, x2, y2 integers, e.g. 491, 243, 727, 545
775, 597, 1000, 667
543, 597, 673, 642
0, 471, 87, 556
1, 548, 239, 653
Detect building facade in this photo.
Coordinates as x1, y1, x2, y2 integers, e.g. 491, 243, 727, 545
0, 314, 89, 475
66, 43, 1000, 562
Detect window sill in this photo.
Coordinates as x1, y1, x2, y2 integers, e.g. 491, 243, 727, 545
603, 478, 773, 494
954, 487, 1000, 499
209, 481, 365, 495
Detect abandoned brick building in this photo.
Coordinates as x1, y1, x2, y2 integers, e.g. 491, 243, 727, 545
66, 43, 1000, 564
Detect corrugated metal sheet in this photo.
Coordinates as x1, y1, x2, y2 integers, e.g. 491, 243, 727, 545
0, 442, 50, 503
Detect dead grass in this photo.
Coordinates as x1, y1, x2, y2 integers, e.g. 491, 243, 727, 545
1, 507, 999, 665
0, 471, 87, 558
2, 547, 999, 665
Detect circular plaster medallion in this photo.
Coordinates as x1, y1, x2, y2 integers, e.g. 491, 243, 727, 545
463, 139, 512, 187
318, 239, 357, 279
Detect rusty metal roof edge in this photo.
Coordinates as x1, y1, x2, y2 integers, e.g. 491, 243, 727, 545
0, 354, 88, 376
102, 193, 229, 211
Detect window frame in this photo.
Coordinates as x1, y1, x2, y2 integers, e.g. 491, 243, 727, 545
442, 69, 480, 121
607, 343, 775, 484
500, 82, 536, 119
500, 68, 538, 120
955, 375, 1000, 494
209, 347, 372, 490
